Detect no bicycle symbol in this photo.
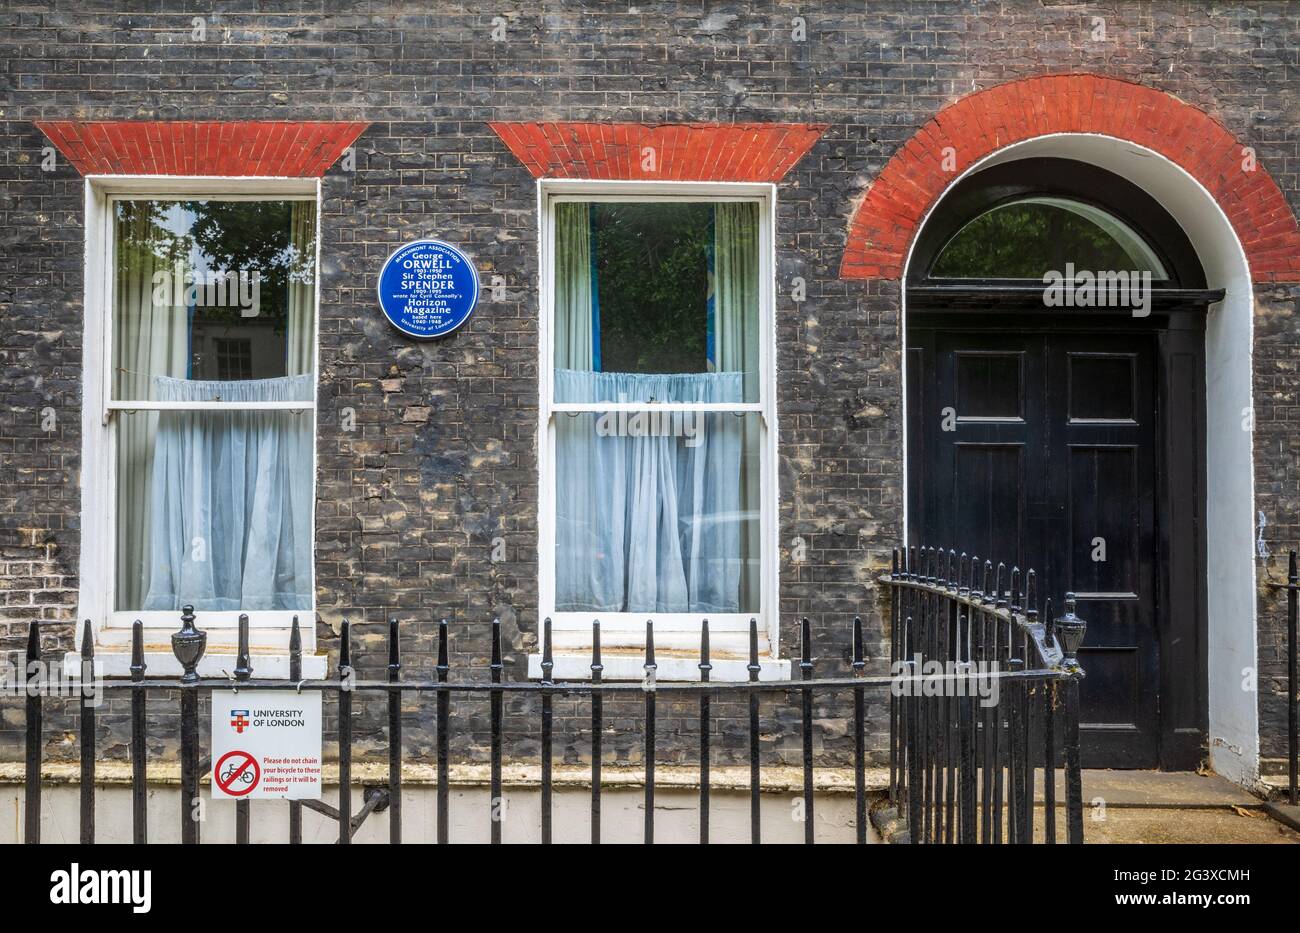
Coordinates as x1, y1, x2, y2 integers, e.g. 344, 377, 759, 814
215, 750, 260, 797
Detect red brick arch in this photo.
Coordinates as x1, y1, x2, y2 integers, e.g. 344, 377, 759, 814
488, 122, 828, 182
34, 121, 369, 177
839, 74, 1300, 282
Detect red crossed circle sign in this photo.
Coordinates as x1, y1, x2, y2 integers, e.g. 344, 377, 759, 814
215, 749, 260, 797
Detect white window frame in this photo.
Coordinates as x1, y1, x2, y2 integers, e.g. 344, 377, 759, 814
533, 180, 787, 680
75, 175, 324, 677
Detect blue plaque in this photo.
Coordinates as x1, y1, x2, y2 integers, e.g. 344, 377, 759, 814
376, 239, 480, 339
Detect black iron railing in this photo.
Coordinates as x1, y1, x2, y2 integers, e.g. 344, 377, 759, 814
879, 545, 1087, 844
1268, 550, 1298, 806
14, 548, 1087, 845
18, 609, 896, 845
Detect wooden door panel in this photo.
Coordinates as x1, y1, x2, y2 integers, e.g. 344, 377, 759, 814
1067, 353, 1137, 421
1077, 643, 1141, 727
951, 443, 1025, 568
955, 350, 1025, 420
1052, 338, 1159, 768
912, 326, 1161, 768
1067, 445, 1142, 600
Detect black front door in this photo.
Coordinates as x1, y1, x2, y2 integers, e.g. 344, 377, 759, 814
908, 325, 1166, 768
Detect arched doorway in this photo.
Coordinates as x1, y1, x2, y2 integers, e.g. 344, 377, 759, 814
839, 74, 1300, 783
904, 157, 1220, 770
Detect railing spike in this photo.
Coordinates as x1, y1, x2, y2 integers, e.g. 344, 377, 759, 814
437, 618, 449, 676
130, 619, 145, 681
289, 615, 302, 664
747, 618, 760, 680
80, 618, 94, 658
234, 613, 252, 681
541, 617, 554, 684
339, 617, 352, 670
388, 616, 401, 672
699, 619, 711, 680
1025, 571, 1038, 622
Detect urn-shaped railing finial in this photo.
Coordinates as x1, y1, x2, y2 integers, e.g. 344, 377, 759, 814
171, 604, 207, 684
1054, 593, 1086, 676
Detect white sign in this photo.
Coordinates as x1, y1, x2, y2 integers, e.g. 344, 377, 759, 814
210, 689, 322, 800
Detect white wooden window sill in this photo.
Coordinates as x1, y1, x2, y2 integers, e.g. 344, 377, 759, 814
527, 626, 789, 681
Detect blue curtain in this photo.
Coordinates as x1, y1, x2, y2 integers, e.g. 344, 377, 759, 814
142, 374, 314, 611
555, 369, 744, 613
713, 202, 761, 608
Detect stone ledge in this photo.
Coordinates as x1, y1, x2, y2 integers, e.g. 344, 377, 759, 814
1259, 773, 1298, 802
0, 760, 890, 795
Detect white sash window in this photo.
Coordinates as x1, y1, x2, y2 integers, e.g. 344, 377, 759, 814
536, 181, 784, 680
78, 178, 324, 677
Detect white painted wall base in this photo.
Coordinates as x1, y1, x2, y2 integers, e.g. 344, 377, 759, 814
2, 783, 881, 844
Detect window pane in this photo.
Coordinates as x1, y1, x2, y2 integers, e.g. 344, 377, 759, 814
594, 202, 710, 373
930, 197, 1168, 279
115, 407, 313, 612
555, 412, 761, 614
553, 201, 760, 402
112, 199, 317, 402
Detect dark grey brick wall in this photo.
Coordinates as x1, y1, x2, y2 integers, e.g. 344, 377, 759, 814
0, 1, 1296, 771
1254, 283, 1300, 772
